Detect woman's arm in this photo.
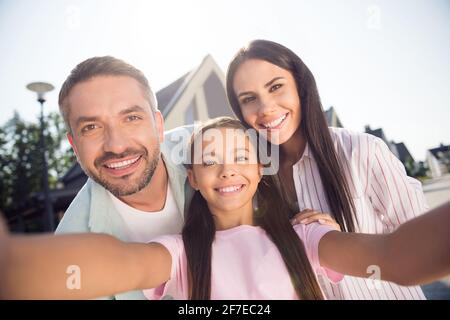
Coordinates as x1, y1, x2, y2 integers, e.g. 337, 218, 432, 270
0, 231, 171, 299
319, 201, 450, 286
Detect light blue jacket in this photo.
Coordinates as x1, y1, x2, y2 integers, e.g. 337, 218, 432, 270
55, 125, 195, 300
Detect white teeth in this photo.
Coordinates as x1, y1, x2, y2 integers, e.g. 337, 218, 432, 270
105, 156, 140, 169
262, 114, 287, 128
217, 185, 243, 193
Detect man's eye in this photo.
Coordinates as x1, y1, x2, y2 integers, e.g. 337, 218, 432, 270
236, 156, 248, 162
81, 124, 97, 132
127, 115, 141, 121
269, 84, 282, 92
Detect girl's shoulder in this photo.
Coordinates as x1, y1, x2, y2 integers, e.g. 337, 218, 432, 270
149, 234, 184, 257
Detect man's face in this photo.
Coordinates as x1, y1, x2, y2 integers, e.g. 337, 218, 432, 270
66, 75, 164, 197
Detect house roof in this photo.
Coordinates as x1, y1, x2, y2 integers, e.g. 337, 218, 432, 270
60, 162, 85, 184
156, 72, 190, 114
365, 126, 385, 140
324, 106, 343, 127
324, 107, 333, 125
428, 144, 450, 159
395, 142, 414, 163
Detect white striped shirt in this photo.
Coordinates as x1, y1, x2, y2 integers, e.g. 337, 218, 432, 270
292, 127, 428, 300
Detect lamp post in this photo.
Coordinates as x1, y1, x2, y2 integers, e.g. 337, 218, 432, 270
26, 82, 55, 232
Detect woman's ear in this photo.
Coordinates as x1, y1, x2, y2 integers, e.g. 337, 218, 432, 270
187, 169, 199, 190
258, 164, 264, 181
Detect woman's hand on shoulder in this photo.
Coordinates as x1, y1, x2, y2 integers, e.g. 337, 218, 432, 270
290, 208, 341, 231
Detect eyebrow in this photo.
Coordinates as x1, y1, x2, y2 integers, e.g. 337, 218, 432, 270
202, 148, 250, 158
75, 115, 100, 129
75, 105, 146, 129
118, 105, 147, 116
237, 77, 285, 98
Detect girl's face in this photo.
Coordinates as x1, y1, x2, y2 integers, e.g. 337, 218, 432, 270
187, 128, 261, 216
232, 59, 302, 145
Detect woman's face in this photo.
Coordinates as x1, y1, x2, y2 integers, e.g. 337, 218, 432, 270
187, 128, 261, 215
232, 59, 302, 145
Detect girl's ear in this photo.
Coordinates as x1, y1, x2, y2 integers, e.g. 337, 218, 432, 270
187, 169, 199, 190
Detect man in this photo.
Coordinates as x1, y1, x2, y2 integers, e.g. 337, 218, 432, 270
55, 56, 193, 299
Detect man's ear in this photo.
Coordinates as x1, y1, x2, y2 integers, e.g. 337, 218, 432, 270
154, 110, 164, 143
187, 169, 199, 191
67, 132, 79, 158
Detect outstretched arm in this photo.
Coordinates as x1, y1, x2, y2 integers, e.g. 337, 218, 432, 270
319, 201, 450, 286
0, 230, 171, 299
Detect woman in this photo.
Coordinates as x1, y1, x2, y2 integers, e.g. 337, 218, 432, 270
0, 118, 448, 300
226, 40, 429, 299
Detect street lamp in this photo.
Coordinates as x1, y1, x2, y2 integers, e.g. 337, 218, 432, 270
26, 82, 55, 232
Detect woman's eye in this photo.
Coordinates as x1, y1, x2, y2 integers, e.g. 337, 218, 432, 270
236, 156, 248, 163
269, 84, 282, 92
241, 96, 255, 104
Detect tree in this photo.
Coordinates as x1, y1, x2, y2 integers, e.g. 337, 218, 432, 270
0, 111, 76, 217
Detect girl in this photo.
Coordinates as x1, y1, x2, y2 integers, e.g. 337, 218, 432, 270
226, 40, 430, 299
0, 118, 449, 300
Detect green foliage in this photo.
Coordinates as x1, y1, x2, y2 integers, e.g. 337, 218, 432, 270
0, 111, 76, 213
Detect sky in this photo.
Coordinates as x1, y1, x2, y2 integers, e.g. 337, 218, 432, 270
0, 0, 449, 161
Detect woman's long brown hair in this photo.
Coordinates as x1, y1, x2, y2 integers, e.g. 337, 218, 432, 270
226, 39, 357, 233
182, 117, 324, 300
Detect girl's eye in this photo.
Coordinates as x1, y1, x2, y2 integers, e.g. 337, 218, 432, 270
269, 84, 282, 92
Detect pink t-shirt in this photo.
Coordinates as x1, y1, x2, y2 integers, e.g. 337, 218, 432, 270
144, 223, 343, 300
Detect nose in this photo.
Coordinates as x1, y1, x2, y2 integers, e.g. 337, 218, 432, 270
219, 164, 237, 179
103, 126, 129, 155
257, 95, 276, 117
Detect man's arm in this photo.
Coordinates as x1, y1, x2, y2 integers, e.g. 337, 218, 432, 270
319, 201, 450, 286
0, 232, 171, 300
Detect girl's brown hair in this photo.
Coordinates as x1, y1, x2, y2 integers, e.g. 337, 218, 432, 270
226, 39, 357, 233
182, 117, 324, 300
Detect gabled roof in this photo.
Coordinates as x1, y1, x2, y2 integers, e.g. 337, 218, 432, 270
395, 142, 414, 163
428, 144, 450, 159
324, 106, 343, 127
324, 108, 333, 125
364, 125, 390, 144
157, 54, 226, 119
156, 72, 190, 114
60, 161, 85, 184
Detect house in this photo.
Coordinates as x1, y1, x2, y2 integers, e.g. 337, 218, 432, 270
426, 144, 450, 178
364, 125, 400, 159
324, 106, 344, 128
156, 54, 234, 129
364, 125, 418, 176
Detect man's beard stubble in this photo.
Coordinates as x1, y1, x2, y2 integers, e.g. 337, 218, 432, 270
82, 145, 161, 198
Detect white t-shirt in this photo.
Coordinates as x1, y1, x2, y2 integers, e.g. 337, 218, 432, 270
109, 185, 183, 243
